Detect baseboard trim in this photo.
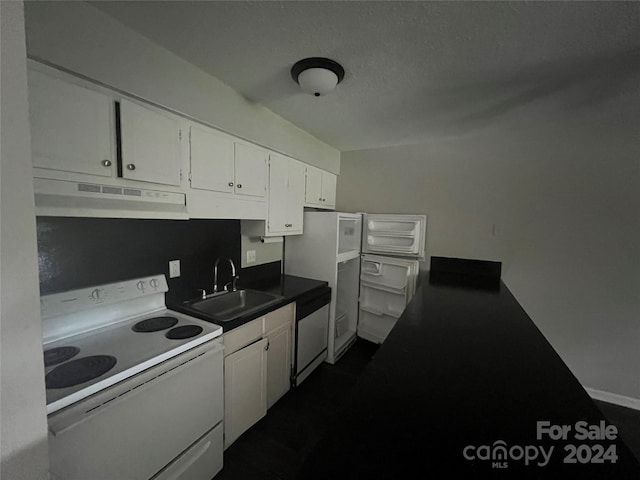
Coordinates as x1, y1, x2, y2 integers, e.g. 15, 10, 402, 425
584, 387, 640, 411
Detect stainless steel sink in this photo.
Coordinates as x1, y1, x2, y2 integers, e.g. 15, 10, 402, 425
185, 289, 283, 322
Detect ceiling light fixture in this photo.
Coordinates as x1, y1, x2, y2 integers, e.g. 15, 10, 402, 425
291, 57, 345, 97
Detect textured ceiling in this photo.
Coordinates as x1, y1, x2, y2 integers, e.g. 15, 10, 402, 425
92, 1, 640, 152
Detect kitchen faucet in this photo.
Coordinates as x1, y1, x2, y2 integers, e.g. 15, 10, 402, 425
213, 257, 238, 293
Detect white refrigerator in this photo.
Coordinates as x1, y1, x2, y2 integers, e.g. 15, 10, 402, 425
357, 214, 425, 344
284, 212, 426, 363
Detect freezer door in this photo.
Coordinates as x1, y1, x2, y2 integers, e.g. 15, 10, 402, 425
362, 214, 426, 258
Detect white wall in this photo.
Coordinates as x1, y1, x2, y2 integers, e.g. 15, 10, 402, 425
240, 234, 282, 269
0, 2, 50, 478
23, 1, 340, 174
337, 90, 640, 401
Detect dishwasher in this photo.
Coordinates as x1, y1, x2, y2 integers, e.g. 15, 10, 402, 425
293, 286, 331, 386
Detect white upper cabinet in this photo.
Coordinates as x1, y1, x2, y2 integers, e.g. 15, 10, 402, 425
233, 143, 268, 199
189, 124, 235, 194
267, 153, 305, 235
189, 126, 267, 199
119, 99, 182, 187
304, 166, 323, 206
304, 165, 336, 209
321, 170, 337, 209
28, 68, 115, 178
187, 124, 268, 218
28, 62, 328, 222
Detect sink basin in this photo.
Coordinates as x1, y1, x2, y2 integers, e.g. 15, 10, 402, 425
185, 289, 283, 322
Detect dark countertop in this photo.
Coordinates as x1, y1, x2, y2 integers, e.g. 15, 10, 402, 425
297, 273, 640, 478
169, 274, 328, 332
242, 273, 329, 302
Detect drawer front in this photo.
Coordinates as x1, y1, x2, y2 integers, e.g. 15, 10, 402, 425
224, 318, 263, 356
152, 423, 223, 480
264, 303, 294, 334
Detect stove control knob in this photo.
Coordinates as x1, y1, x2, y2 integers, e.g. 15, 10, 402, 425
136, 281, 146, 292
90, 288, 102, 301
149, 278, 159, 290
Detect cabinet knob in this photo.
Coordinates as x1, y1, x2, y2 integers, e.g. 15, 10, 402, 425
228, 182, 234, 187
285, 223, 292, 228
101, 159, 112, 167
321, 198, 326, 202
126, 163, 136, 171
237, 184, 242, 189
319, 197, 322, 201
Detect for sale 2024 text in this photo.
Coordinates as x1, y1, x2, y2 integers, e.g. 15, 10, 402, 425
463, 420, 619, 469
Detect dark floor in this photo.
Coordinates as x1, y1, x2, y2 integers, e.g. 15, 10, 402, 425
215, 338, 379, 480
214, 339, 640, 479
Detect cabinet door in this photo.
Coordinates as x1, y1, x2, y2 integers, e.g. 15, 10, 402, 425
321, 171, 337, 209
266, 154, 305, 235
224, 337, 268, 448
267, 154, 289, 233
287, 160, 306, 232
120, 99, 181, 186
28, 69, 114, 177
266, 323, 292, 409
304, 166, 323, 207
189, 125, 234, 194
234, 143, 267, 198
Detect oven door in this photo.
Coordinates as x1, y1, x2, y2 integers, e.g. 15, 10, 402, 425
48, 340, 224, 480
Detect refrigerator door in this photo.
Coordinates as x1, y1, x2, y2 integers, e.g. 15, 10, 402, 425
337, 213, 362, 262
362, 214, 427, 258
358, 255, 418, 344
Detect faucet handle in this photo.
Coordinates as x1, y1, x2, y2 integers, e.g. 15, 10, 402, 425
196, 288, 207, 299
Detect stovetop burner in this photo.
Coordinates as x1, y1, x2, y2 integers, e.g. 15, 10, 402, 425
44, 346, 80, 367
166, 325, 203, 340
46, 355, 117, 389
132, 316, 179, 333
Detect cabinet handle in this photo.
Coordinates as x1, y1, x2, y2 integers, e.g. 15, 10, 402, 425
228, 182, 234, 187
126, 164, 136, 171
265, 341, 269, 351
285, 223, 292, 228
237, 184, 242, 189
101, 159, 112, 167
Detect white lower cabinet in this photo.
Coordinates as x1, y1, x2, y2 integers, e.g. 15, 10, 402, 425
266, 324, 292, 409
265, 304, 294, 409
223, 335, 268, 449
222, 304, 294, 448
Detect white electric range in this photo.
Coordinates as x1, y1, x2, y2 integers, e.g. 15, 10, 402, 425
42, 275, 225, 480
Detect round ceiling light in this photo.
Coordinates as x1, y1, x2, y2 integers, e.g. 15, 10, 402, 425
291, 57, 345, 97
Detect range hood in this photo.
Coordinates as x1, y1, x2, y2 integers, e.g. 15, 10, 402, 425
33, 177, 188, 219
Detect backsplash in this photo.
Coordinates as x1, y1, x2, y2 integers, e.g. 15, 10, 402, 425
36, 217, 241, 303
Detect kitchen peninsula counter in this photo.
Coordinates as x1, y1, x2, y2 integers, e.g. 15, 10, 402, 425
297, 272, 640, 478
